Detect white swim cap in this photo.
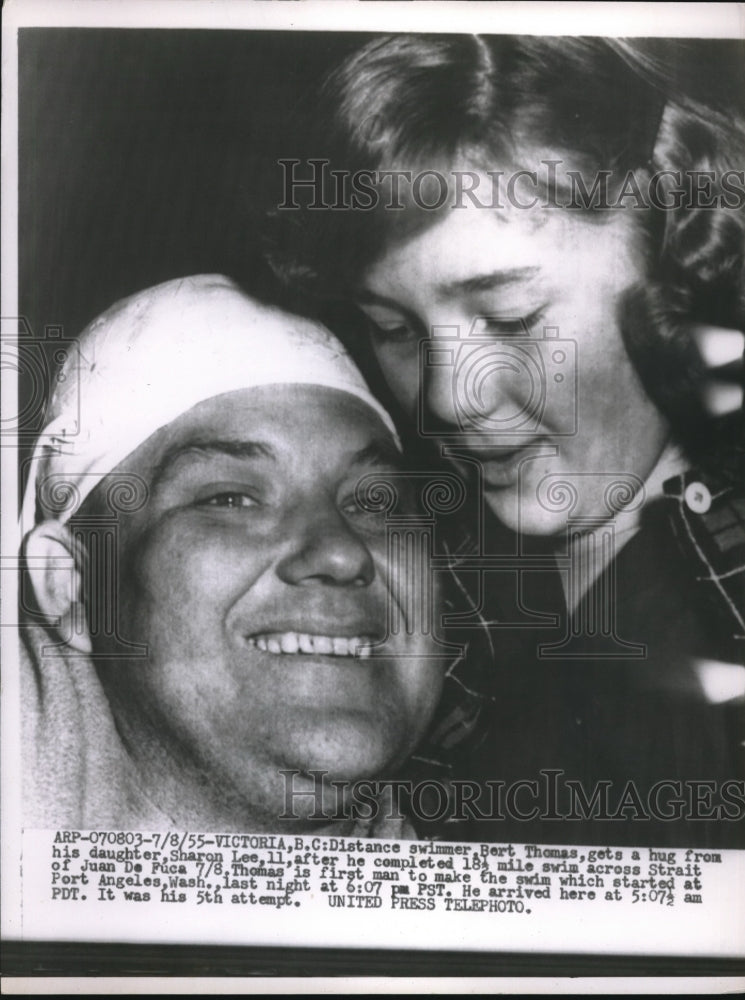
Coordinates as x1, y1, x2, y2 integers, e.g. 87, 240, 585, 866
21, 274, 399, 530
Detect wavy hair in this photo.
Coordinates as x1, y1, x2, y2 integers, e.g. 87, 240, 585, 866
267, 35, 744, 474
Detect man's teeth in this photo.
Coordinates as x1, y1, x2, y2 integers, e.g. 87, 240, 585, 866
247, 632, 373, 658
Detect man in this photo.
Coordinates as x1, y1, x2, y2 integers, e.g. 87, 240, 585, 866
269, 35, 745, 846
20, 274, 446, 834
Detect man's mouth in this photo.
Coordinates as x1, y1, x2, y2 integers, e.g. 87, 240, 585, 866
246, 631, 376, 657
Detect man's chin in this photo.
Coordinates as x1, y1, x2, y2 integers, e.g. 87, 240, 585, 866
274, 760, 398, 830
282, 718, 408, 782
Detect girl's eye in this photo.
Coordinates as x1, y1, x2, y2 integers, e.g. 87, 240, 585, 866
484, 317, 530, 336
365, 316, 418, 344
481, 308, 546, 337
199, 492, 258, 509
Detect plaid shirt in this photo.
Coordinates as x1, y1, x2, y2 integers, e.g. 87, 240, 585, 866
662, 468, 745, 642
407, 466, 745, 840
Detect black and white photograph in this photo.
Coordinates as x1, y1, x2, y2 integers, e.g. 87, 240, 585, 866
2, 0, 744, 989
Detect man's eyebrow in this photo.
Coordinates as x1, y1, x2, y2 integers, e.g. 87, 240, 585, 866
151, 439, 276, 490
349, 439, 403, 469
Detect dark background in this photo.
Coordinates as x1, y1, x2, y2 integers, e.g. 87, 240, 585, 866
18, 29, 744, 460
17, 27, 404, 486
19, 28, 370, 339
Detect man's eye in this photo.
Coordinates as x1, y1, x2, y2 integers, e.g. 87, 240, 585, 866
342, 494, 376, 515
340, 491, 388, 523
199, 492, 259, 509
341, 482, 416, 522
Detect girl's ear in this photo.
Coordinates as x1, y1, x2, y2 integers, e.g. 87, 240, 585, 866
24, 521, 92, 655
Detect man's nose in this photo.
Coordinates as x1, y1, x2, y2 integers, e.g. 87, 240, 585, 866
276, 505, 376, 587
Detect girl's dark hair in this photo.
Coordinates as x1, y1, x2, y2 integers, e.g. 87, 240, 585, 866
266, 35, 744, 473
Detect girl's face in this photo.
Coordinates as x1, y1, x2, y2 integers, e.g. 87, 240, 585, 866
355, 192, 671, 536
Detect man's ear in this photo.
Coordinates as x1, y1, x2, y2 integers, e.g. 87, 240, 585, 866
24, 520, 92, 655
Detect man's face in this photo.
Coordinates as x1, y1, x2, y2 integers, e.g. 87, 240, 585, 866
357, 198, 671, 535
97, 385, 443, 826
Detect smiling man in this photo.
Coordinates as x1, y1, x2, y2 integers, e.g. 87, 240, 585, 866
20, 274, 445, 833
